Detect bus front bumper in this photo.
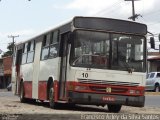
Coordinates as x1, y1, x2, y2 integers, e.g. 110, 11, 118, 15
68, 92, 145, 107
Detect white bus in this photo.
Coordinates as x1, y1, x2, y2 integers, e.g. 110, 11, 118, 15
12, 16, 147, 112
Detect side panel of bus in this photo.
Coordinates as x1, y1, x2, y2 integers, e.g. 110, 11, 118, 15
32, 41, 42, 99
38, 58, 60, 100
20, 64, 33, 98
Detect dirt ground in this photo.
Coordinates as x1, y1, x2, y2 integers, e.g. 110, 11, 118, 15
1, 96, 160, 114
0, 90, 160, 120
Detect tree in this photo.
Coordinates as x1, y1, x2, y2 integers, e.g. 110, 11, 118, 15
2, 42, 13, 57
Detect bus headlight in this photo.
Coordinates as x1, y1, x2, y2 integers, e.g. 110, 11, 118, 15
129, 90, 135, 94
75, 86, 88, 91
135, 90, 140, 94
129, 90, 140, 94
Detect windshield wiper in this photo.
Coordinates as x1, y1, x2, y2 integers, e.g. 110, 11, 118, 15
72, 54, 92, 65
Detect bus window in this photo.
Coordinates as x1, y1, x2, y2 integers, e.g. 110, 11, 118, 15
21, 43, 28, 64
71, 30, 110, 68
27, 41, 35, 63
24, 43, 28, 53
50, 30, 59, 44
41, 34, 50, 60
49, 31, 59, 58
49, 44, 59, 58
111, 34, 145, 72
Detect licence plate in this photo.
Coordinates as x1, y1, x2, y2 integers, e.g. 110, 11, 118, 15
102, 96, 115, 101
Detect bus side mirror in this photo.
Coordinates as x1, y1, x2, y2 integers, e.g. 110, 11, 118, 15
150, 37, 155, 49
159, 34, 160, 41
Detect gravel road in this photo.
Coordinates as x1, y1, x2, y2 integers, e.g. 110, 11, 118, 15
0, 90, 160, 120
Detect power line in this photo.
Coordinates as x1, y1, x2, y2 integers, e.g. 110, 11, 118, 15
137, 12, 160, 30
0, 43, 9, 45
0, 0, 31, 1
143, 9, 160, 17
94, 1, 131, 20
147, 21, 160, 26
104, 1, 129, 17
93, 0, 123, 16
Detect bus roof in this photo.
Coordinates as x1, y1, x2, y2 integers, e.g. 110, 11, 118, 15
15, 20, 72, 46
15, 16, 147, 46
73, 16, 147, 35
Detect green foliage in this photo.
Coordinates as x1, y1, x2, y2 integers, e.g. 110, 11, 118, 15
7, 43, 13, 51
2, 42, 13, 57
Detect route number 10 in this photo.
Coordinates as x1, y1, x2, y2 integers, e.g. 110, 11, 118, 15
82, 73, 88, 78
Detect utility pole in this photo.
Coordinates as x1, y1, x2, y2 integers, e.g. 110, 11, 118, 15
124, 0, 141, 21
8, 35, 19, 54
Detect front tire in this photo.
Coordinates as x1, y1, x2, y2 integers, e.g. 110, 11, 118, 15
49, 85, 57, 109
107, 104, 122, 113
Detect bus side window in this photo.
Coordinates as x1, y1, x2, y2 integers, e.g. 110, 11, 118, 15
27, 41, 35, 63
49, 30, 59, 58
41, 34, 50, 60
21, 43, 28, 64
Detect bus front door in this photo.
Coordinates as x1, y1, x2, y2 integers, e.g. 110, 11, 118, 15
59, 33, 69, 100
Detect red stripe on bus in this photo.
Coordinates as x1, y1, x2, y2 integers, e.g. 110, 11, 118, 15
38, 80, 59, 101
38, 81, 47, 100
54, 80, 59, 102
23, 81, 32, 98
67, 81, 145, 96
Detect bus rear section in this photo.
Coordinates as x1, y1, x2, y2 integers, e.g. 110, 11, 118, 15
11, 16, 147, 113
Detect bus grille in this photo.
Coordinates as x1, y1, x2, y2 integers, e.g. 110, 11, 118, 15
89, 86, 128, 93
77, 78, 139, 87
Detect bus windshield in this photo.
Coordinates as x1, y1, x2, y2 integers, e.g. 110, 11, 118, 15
70, 30, 146, 72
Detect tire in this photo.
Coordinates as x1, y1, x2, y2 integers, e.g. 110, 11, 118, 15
49, 84, 57, 109
107, 104, 122, 113
68, 103, 76, 108
20, 82, 27, 103
154, 85, 160, 92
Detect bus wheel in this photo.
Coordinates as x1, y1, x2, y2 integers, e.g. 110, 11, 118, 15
20, 82, 27, 103
49, 86, 57, 109
107, 104, 122, 113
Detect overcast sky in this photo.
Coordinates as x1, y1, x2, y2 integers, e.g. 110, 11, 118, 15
0, 0, 160, 52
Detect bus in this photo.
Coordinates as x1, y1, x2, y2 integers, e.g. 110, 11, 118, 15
12, 16, 147, 113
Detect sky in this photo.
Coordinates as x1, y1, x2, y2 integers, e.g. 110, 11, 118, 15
0, 0, 160, 53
